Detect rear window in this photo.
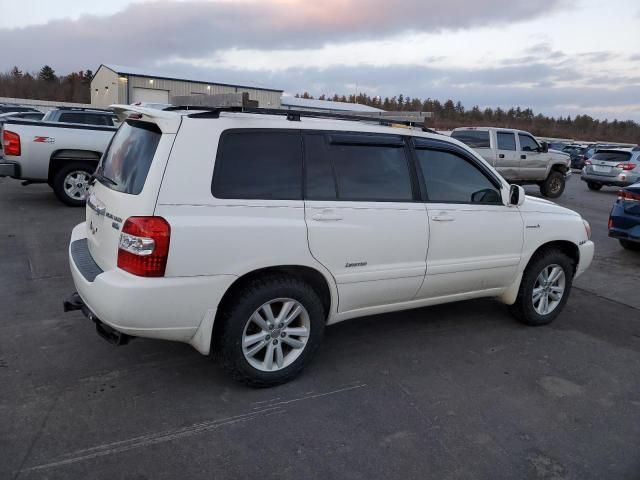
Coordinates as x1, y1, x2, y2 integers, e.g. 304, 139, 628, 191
212, 130, 303, 200
97, 120, 161, 195
592, 151, 632, 163
59, 112, 112, 126
451, 130, 491, 148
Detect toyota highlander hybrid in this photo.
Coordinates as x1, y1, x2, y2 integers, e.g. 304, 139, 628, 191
64, 104, 594, 386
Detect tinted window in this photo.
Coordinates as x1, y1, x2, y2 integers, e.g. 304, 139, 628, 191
591, 151, 632, 163
497, 132, 516, 151
326, 135, 412, 201
416, 149, 502, 204
58, 112, 86, 124
518, 134, 539, 152
304, 133, 337, 200
97, 120, 161, 195
21, 113, 44, 120
213, 131, 302, 200
451, 130, 491, 148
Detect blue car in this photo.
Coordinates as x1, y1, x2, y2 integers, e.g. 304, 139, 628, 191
609, 181, 640, 251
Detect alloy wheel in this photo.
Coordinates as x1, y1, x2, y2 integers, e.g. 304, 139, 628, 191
532, 264, 566, 315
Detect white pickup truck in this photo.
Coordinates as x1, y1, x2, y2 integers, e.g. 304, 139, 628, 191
451, 127, 571, 198
0, 118, 117, 206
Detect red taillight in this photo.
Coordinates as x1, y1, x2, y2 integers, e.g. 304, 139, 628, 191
616, 163, 637, 171
117, 217, 170, 277
3, 130, 21, 156
584, 160, 592, 165
608, 218, 613, 229
618, 190, 640, 202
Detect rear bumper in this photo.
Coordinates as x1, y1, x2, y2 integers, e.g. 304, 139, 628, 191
0, 162, 18, 177
576, 240, 595, 279
67, 222, 236, 354
581, 172, 640, 187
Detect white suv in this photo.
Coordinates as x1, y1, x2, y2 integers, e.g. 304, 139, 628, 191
65, 105, 594, 386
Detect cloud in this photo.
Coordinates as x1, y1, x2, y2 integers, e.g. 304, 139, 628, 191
0, 0, 571, 73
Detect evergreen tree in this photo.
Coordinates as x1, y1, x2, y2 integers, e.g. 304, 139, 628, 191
38, 65, 56, 82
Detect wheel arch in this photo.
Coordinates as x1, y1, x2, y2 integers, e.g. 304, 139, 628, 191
48, 149, 102, 182
209, 265, 336, 353
498, 239, 580, 305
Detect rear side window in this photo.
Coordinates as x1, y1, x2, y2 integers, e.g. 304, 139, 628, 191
212, 131, 303, 200
97, 120, 161, 195
591, 151, 632, 163
416, 149, 502, 204
497, 132, 516, 151
451, 130, 490, 148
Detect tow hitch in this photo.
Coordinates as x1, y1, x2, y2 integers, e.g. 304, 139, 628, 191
63, 292, 133, 346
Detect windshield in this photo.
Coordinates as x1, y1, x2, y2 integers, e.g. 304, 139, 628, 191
96, 120, 161, 195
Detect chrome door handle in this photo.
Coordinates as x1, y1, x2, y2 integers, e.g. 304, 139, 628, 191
312, 210, 343, 222
432, 215, 455, 222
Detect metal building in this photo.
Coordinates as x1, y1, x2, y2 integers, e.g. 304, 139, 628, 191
91, 64, 283, 108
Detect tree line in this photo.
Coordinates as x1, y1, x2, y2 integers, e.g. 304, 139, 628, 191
296, 92, 640, 144
0, 66, 92, 103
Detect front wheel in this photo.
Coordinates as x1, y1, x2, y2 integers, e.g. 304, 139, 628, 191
620, 239, 640, 251
540, 171, 565, 198
217, 276, 325, 387
587, 182, 603, 191
52, 162, 95, 207
509, 249, 574, 326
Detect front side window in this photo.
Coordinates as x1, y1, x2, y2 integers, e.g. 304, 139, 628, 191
497, 132, 516, 151
212, 130, 302, 200
518, 134, 540, 152
416, 149, 502, 204
451, 130, 491, 148
97, 120, 161, 195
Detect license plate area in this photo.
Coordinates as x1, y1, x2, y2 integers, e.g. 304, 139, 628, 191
592, 165, 612, 173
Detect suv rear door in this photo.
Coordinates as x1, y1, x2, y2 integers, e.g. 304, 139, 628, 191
517, 132, 546, 180
86, 118, 177, 271
495, 131, 520, 179
303, 131, 428, 313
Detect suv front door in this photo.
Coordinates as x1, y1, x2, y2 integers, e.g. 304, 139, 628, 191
303, 132, 429, 313
413, 140, 523, 299
518, 133, 547, 180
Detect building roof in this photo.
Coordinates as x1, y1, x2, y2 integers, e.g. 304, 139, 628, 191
281, 96, 385, 112
98, 64, 283, 93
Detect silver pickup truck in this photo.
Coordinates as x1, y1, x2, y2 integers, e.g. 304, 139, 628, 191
0, 119, 117, 206
451, 127, 571, 198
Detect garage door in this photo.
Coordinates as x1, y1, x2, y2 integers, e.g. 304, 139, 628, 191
131, 87, 170, 104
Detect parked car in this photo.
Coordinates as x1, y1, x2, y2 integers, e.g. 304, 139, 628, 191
608, 182, 640, 251
562, 144, 590, 170
548, 142, 568, 151
0, 116, 117, 205
63, 104, 594, 387
42, 107, 120, 127
581, 148, 640, 190
451, 127, 571, 198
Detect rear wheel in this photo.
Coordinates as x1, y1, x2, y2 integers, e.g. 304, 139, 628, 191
540, 171, 565, 198
217, 276, 325, 387
509, 249, 574, 326
587, 182, 603, 191
52, 162, 95, 207
620, 239, 640, 251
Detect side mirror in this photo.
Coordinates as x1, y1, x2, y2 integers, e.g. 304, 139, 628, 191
510, 184, 526, 206
540, 141, 549, 153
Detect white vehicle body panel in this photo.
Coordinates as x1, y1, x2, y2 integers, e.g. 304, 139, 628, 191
68, 105, 594, 356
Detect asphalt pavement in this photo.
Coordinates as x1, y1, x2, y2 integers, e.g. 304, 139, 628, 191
1, 175, 639, 480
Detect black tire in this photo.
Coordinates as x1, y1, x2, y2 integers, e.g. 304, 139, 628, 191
509, 249, 574, 326
587, 182, 603, 191
51, 162, 95, 207
540, 171, 565, 198
620, 239, 640, 251
216, 275, 325, 387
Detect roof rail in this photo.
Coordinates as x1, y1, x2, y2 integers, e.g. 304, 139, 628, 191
54, 106, 114, 112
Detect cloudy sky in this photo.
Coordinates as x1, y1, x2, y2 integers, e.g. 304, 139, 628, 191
1, 0, 639, 120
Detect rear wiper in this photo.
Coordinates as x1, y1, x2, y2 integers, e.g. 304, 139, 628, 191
90, 172, 118, 187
